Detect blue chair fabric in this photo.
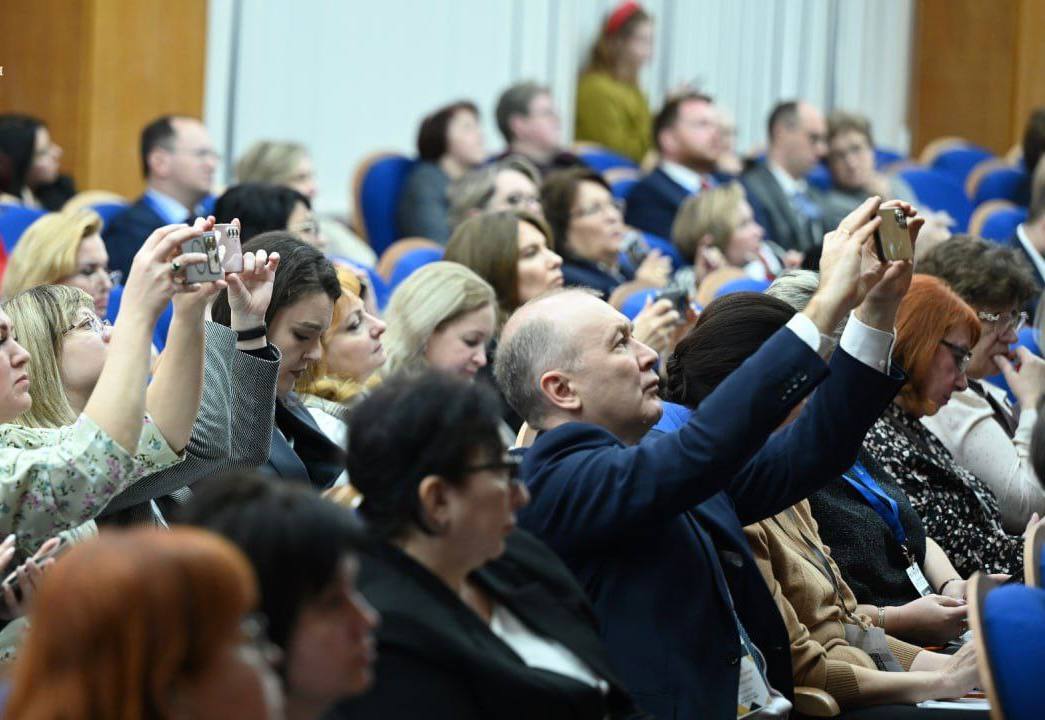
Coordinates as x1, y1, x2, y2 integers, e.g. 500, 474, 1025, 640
359, 155, 416, 257
619, 288, 659, 320
806, 164, 832, 191
931, 146, 994, 185
387, 247, 444, 291
874, 148, 904, 169
612, 178, 637, 200
0, 204, 46, 252
973, 166, 1030, 207
577, 147, 639, 173
106, 285, 174, 352
980, 584, 1045, 720
897, 168, 973, 232
89, 202, 130, 232
980, 206, 1028, 242
713, 277, 770, 299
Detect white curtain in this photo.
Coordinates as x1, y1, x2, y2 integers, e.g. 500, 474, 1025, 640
205, 0, 913, 215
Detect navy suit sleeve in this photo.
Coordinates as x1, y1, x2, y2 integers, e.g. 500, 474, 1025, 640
623, 176, 676, 240
520, 327, 827, 555
729, 346, 905, 525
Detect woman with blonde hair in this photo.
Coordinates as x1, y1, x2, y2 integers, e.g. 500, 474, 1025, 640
5, 527, 283, 720
3, 208, 118, 317
383, 261, 496, 381
296, 265, 387, 447
574, 2, 654, 162
236, 139, 376, 266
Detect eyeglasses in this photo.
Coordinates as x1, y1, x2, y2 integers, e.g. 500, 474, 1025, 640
463, 453, 523, 485
63, 314, 111, 337
977, 310, 1027, 334
939, 339, 973, 374
289, 218, 319, 236
172, 146, 221, 162
504, 192, 540, 209
68, 266, 122, 287
571, 198, 626, 219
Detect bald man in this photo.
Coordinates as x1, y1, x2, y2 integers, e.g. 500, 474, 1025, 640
495, 198, 913, 718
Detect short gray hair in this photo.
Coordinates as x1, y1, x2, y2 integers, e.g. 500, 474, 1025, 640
766, 269, 846, 345
495, 81, 548, 142
447, 155, 540, 229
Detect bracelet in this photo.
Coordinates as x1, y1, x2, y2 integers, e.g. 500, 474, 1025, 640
235, 325, 267, 341
877, 606, 886, 631
938, 577, 962, 594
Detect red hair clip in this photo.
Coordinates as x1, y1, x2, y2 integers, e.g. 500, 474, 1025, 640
604, 1, 643, 35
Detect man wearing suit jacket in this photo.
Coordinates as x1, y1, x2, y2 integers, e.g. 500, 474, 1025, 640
1009, 161, 1045, 319
742, 101, 836, 259
494, 198, 911, 718
105, 115, 218, 276
624, 92, 727, 241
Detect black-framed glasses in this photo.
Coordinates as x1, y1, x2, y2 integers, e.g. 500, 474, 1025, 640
940, 339, 973, 374
977, 310, 1027, 334
463, 453, 523, 484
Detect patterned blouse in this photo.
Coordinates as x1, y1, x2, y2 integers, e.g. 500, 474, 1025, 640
0, 414, 181, 554
863, 402, 1023, 576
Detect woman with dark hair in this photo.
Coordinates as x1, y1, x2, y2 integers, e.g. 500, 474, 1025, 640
177, 472, 378, 720
662, 292, 985, 716
0, 114, 71, 211
5, 527, 283, 719
574, 2, 654, 162
215, 182, 322, 249
331, 371, 645, 720
211, 232, 344, 488
397, 100, 486, 244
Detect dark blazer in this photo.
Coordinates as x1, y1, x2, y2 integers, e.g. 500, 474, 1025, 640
1007, 230, 1044, 319
622, 168, 690, 241
103, 194, 169, 277
518, 329, 904, 719
561, 256, 625, 300
741, 162, 836, 255
262, 395, 345, 490
329, 531, 646, 720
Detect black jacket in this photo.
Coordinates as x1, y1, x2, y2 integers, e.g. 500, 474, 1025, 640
329, 531, 647, 720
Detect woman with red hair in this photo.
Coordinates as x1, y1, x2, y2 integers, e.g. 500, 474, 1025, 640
574, 2, 655, 163
863, 275, 1038, 578
5, 528, 284, 720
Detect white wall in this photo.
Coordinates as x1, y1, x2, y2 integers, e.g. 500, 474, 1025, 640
205, 0, 913, 216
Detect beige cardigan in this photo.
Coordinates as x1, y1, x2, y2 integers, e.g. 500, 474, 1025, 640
744, 500, 923, 707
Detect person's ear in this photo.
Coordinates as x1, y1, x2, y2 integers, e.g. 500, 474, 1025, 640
540, 369, 581, 413
417, 474, 452, 533
148, 147, 172, 179
508, 114, 528, 142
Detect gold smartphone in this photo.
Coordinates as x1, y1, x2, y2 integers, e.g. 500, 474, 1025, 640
874, 207, 912, 262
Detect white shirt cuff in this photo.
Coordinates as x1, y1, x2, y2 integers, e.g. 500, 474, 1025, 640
839, 310, 895, 374
785, 313, 821, 354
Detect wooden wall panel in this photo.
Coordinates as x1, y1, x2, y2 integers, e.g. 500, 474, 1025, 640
0, 0, 207, 198
1012, 0, 1045, 148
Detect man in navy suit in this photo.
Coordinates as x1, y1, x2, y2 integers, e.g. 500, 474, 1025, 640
495, 197, 912, 718
624, 92, 726, 242
1009, 162, 1045, 317
104, 115, 218, 276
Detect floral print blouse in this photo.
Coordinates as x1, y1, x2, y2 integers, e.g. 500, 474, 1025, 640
0, 414, 181, 554
863, 402, 1023, 576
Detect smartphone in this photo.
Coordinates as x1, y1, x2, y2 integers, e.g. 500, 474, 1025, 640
655, 285, 690, 319
2, 537, 69, 603
181, 231, 224, 283
212, 223, 244, 273
621, 232, 650, 269
873, 207, 913, 262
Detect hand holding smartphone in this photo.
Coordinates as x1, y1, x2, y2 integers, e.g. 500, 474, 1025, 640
873, 206, 914, 262
179, 222, 244, 283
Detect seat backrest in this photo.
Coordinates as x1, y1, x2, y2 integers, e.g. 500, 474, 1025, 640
874, 147, 904, 169
1025, 521, 1045, 587
351, 152, 416, 257
612, 177, 638, 200
931, 146, 994, 184
969, 201, 1027, 241
574, 142, 639, 172
387, 246, 444, 291
970, 573, 1045, 720
0, 204, 46, 253
376, 237, 444, 282
806, 163, 832, 191
106, 285, 173, 351
969, 161, 1030, 207
918, 136, 972, 166
714, 277, 770, 299
62, 190, 127, 214
897, 167, 973, 232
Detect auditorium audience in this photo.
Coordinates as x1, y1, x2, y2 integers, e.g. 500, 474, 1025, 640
295, 265, 385, 449
215, 182, 323, 248
1010, 160, 1045, 297
104, 115, 219, 277
5, 528, 284, 719
670, 182, 796, 290
211, 233, 346, 489
332, 371, 644, 719
540, 167, 670, 299
823, 110, 917, 219
2, 208, 117, 317
0, 221, 215, 554
742, 100, 841, 259
493, 82, 581, 175
624, 92, 725, 240
768, 270, 999, 624
397, 101, 486, 244
863, 274, 1040, 577
179, 473, 379, 720
494, 197, 906, 717
4, 236, 282, 526
664, 291, 980, 713
447, 155, 543, 231
0, 114, 71, 211
236, 139, 376, 266
917, 236, 1044, 531
574, 2, 654, 163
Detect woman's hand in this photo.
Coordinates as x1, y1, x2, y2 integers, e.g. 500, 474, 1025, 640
695, 245, 725, 286
122, 218, 214, 320
634, 250, 672, 287
888, 595, 968, 645
933, 642, 980, 699
227, 250, 281, 331
171, 217, 229, 318
0, 535, 61, 620
634, 298, 681, 356
996, 348, 1045, 410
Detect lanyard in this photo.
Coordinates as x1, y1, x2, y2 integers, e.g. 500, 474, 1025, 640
771, 509, 857, 622
842, 461, 907, 549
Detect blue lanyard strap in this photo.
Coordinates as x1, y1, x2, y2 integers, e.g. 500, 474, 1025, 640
842, 461, 907, 547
